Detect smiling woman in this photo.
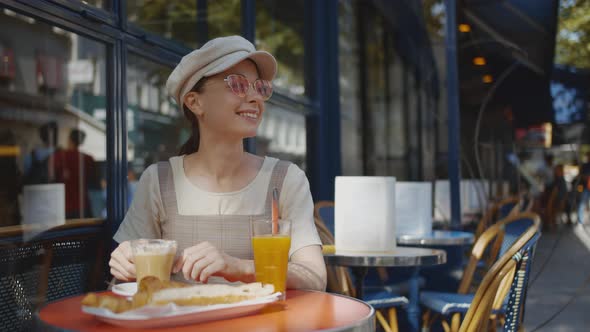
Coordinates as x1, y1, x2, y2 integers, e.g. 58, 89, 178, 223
110, 35, 327, 293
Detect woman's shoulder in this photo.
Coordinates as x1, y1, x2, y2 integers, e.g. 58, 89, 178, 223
259, 156, 306, 184
137, 163, 160, 184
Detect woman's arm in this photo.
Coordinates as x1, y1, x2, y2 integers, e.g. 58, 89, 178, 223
287, 245, 327, 291
173, 243, 326, 291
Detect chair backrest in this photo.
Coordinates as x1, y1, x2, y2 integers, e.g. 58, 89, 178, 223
502, 232, 541, 332
459, 217, 539, 332
474, 201, 500, 240
459, 215, 510, 294
494, 212, 540, 260
497, 196, 520, 220
519, 193, 534, 212
313, 214, 354, 297
474, 196, 520, 241
0, 222, 106, 331
459, 212, 540, 294
314, 201, 335, 235
460, 254, 519, 332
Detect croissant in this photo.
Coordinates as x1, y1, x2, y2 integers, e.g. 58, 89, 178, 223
81, 276, 275, 313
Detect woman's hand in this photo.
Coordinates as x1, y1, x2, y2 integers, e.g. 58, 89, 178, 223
109, 241, 136, 281
173, 242, 253, 283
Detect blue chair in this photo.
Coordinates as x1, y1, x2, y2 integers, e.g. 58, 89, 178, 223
498, 198, 519, 220
420, 213, 541, 332
314, 211, 407, 332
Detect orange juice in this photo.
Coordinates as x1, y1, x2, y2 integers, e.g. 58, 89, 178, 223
251, 235, 291, 293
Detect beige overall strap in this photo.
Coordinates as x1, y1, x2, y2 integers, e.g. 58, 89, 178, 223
264, 160, 292, 218
157, 161, 176, 217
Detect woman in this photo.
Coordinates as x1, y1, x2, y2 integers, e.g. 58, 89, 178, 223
109, 36, 326, 291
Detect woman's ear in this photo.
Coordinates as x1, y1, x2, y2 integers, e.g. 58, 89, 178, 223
183, 92, 205, 117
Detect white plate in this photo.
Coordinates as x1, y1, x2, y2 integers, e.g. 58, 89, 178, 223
82, 292, 282, 328
111, 282, 137, 297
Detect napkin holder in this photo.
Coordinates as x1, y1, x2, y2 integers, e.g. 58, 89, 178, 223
396, 182, 432, 236
335, 176, 396, 253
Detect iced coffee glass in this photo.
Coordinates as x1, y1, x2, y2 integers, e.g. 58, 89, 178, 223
251, 219, 292, 298
131, 239, 177, 283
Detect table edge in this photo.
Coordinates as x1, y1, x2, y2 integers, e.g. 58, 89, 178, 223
323, 249, 447, 267
34, 290, 376, 332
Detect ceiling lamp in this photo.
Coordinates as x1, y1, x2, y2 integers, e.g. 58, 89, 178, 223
473, 57, 486, 66
482, 75, 493, 83
458, 24, 471, 33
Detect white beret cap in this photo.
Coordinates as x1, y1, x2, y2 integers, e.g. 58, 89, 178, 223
165, 35, 277, 108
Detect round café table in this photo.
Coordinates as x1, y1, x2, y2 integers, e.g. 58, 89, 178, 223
324, 247, 446, 332
34, 289, 375, 332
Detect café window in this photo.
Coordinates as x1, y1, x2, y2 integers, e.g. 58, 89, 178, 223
256, 0, 306, 98
126, 54, 184, 205
0, 46, 15, 82
339, 0, 362, 175
0, 12, 108, 235
257, 103, 307, 171
0, 13, 109, 329
126, 0, 241, 49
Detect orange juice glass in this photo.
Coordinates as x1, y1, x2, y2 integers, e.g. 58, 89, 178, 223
251, 219, 292, 298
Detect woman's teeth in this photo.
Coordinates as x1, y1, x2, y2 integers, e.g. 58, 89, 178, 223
239, 112, 258, 119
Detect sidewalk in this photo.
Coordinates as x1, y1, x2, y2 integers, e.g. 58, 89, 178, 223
523, 223, 590, 331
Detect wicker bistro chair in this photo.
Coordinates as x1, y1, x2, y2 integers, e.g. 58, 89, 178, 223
457, 249, 522, 332
420, 213, 540, 332
314, 200, 395, 289
474, 196, 521, 241
502, 232, 541, 331
315, 216, 408, 332
314, 201, 335, 235
0, 220, 106, 331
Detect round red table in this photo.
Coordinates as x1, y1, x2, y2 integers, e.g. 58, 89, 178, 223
35, 290, 375, 331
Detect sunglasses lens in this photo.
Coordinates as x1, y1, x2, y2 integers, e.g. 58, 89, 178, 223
254, 79, 273, 100
227, 75, 248, 97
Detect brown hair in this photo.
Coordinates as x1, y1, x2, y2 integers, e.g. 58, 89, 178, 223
178, 78, 207, 155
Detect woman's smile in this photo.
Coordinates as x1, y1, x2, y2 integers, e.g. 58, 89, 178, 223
236, 109, 260, 121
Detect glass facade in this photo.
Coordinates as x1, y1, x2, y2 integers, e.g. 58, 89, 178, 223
126, 55, 182, 206
0, 11, 107, 230
83, 0, 111, 10
256, 0, 306, 97
338, 0, 362, 175
127, 0, 242, 48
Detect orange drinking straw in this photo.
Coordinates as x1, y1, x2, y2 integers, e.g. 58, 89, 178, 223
272, 188, 279, 235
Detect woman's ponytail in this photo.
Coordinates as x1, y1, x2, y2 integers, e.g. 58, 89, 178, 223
178, 78, 207, 155
178, 107, 200, 155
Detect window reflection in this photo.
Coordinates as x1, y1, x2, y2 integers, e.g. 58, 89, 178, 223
207, 0, 241, 39
257, 104, 307, 171
127, 0, 198, 47
256, 0, 306, 97
0, 12, 107, 234
79, 0, 111, 11
365, 12, 386, 175
126, 54, 183, 205
339, 0, 362, 175
127, 0, 241, 48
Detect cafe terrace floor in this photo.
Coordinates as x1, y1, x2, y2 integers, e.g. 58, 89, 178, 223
523, 222, 590, 331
